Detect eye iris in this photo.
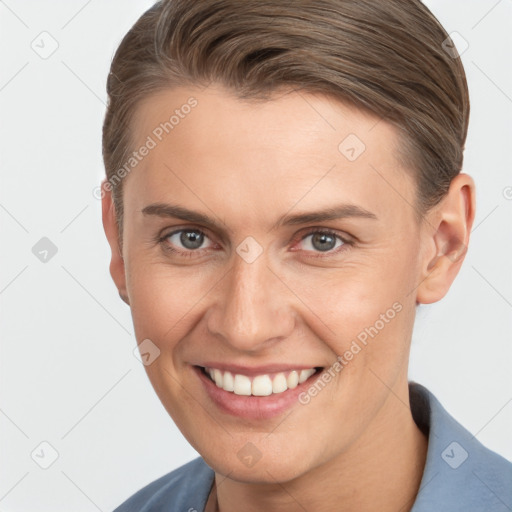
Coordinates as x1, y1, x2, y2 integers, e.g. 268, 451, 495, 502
312, 232, 336, 251
180, 230, 204, 249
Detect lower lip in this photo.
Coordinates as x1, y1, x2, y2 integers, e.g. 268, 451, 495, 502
193, 365, 321, 420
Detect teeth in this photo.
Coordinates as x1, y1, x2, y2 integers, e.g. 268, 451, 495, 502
252, 375, 273, 396
272, 373, 288, 394
213, 368, 223, 387
233, 374, 252, 395
223, 371, 234, 392
287, 370, 299, 389
299, 368, 316, 383
204, 366, 318, 396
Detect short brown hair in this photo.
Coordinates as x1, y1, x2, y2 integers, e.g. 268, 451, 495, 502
102, 0, 469, 232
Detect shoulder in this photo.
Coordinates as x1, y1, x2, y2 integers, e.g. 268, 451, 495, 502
113, 456, 215, 512
409, 382, 512, 512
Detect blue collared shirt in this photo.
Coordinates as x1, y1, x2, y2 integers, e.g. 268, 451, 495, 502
113, 382, 512, 511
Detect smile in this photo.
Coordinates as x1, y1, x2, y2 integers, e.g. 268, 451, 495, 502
202, 366, 321, 396
193, 363, 325, 419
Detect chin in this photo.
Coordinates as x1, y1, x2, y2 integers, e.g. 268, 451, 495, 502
202, 448, 315, 484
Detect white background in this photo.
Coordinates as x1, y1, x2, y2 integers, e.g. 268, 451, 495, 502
1, 1, 511, 510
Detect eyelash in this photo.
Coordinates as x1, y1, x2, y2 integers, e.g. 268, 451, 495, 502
157, 227, 353, 259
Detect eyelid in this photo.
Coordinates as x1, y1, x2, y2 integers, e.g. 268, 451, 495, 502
289, 227, 353, 257
158, 225, 211, 241
157, 227, 216, 259
295, 226, 353, 243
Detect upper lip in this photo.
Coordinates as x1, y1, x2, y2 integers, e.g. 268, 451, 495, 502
194, 362, 324, 376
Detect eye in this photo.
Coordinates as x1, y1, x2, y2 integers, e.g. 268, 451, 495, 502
160, 228, 214, 254
295, 228, 350, 256
157, 226, 352, 259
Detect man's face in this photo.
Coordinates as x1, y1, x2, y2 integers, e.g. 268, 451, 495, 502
116, 84, 427, 481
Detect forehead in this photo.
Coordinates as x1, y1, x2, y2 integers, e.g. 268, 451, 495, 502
125, 84, 416, 228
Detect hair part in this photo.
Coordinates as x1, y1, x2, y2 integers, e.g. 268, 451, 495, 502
102, 0, 470, 238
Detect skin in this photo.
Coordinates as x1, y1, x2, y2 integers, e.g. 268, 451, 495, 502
102, 83, 476, 512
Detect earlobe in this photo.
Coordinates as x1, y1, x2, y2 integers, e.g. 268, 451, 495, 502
416, 173, 476, 305
101, 180, 130, 305
119, 291, 130, 305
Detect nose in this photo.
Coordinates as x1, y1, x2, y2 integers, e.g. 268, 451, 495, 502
206, 250, 295, 352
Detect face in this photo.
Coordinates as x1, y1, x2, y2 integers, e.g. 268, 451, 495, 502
104, 84, 440, 482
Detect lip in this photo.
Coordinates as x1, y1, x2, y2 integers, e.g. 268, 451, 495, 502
193, 364, 322, 420
194, 362, 322, 377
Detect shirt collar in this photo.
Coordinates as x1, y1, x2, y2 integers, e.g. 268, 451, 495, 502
409, 381, 512, 511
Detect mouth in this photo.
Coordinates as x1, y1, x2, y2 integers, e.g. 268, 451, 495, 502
193, 364, 324, 420
199, 365, 323, 396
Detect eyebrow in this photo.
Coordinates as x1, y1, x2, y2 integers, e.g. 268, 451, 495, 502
141, 202, 378, 232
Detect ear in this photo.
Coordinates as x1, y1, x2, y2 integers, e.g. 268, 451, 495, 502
101, 180, 130, 305
416, 173, 476, 304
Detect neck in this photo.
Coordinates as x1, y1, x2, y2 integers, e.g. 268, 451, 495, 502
208, 381, 428, 512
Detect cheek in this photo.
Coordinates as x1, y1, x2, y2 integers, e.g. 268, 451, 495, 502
127, 265, 209, 346
288, 260, 407, 336
282, 257, 415, 397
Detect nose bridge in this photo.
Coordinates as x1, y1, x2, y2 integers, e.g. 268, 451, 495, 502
207, 251, 294, 351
